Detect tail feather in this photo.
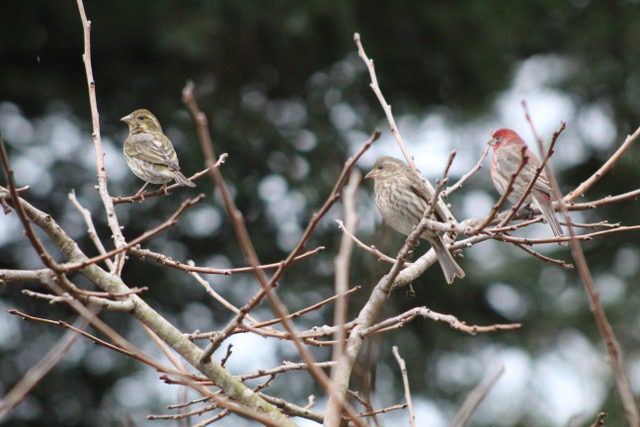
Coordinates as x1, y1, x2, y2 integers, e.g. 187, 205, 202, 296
173, 170, 196, 187
430, 236, 465, 285
533, 193, 566, 246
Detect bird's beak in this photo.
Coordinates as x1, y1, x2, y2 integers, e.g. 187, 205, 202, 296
487, 138, 496, 146
120, 114, 133, 125
364, 169, 375, 180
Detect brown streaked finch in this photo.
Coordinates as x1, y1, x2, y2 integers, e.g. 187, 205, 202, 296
121, 109, 195, 195
365, 156, 465, 284
488, 128, 565, 245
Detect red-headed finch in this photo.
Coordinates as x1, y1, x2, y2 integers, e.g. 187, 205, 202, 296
488, 128, 565, 244
121, 109, 195, 194
366, 156, 465, 284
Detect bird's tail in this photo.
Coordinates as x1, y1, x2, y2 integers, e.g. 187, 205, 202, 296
533, 193, 566, 246
431, 235, 465, 285
173, 170, 196, 187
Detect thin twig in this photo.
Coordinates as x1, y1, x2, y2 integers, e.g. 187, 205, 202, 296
451, 365, 505, 427
328, 170, 361, 421
148, 404, 216, 421
0, 185, 29, 214
354, 32, 458, 227
325, 152, 457, 426
112, 156, 226, 204
239, 361, 337, 381
523, 109, 639, 427
0, 312, 91, 417
589, 412, 607, 427
130, 245, 324, 275
167, 396, 210, 410
471, 145, 528, 234
249, 286, 362, 329
392, 346, 416, 427
22, 288, 135, 311
337, 219, 404, 264
1, 179, 297, 426
76, 0, 127, 275
360, 307, 521, 337
511, 242, 574, 269
358, 403, 408, 418
58, 194, 204, 273
496, 120, 566, 228
183, 82, 367, 426
184, 82, 377, 358
566, 125, 640, 202
445, 145, 490, 197
568, 188, 640, 210
68, 189, 114, 270
8, 309, 135, 357
188, 264, 259, 324
0, 137, 60, 271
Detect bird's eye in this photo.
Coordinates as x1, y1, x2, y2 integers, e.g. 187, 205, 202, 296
137, 116, 145, 121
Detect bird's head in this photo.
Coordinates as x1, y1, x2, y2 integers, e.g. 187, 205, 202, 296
121, 109, 162, 133
365, 156, 406, 180
488, 128, 521, 150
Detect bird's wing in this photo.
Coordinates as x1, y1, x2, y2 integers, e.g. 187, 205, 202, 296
524, 149, 555, 195
125, 133, 180, 170
408, 169, 452, 223
498, 145, 555, 195
409, 180, 430, 205
533, 172, 554, 195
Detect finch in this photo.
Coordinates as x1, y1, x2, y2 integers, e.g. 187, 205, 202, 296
488, 128, 565, 244
121, 109, 195, 194
366, 156, 465, 284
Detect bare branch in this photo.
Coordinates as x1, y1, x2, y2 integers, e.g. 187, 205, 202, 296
357, 403, 408, 418
0, 185, 30, 214
183, 82, 367, 426
75, 0, 127, 275
328, 170, 361, 421
471, 145, 528, 234
496, 121, 566, 228
240, 361, 337, 381
130, 245, 324, 275
8, 308, 136, 358
354, 32, 458, 227
510, 242, 574, 269
188, 268, 259, 324
112, 156, 226, 204
568, 188, 640, 210
566, 125, 640, 202
361, 307, 521, 337
589, 412, 607, 427
445, 145, 490, 197
451, 365, 505, 427
0, 268, 48, 283
523, 110, 640, 427
68, 189, 114, 270
2, 182, 297, 426
392, 346, 416, 427
0, 312, 91, 417
325, 153, 464, 426
0, 137, 60, 271
337, 219, 404, 264
58, 194, 204, 273
249, 286, 362, 330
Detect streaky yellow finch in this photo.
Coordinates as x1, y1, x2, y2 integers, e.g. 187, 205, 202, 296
121, 109, 195, 193
366, 156, 465, 284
